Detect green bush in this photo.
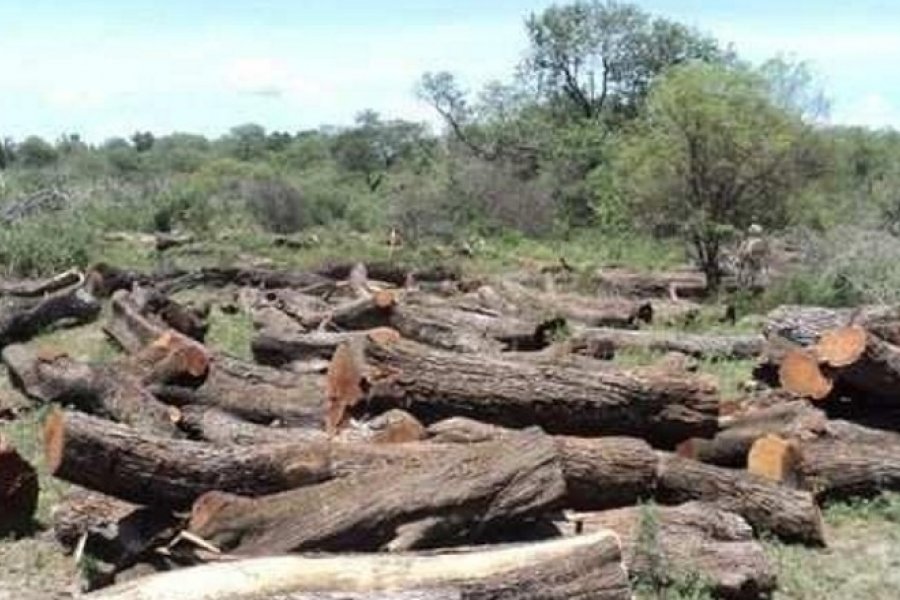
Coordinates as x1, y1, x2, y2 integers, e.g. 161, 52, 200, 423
0, 211, 93, 276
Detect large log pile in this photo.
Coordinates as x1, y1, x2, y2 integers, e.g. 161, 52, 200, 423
5, 264, 900, 598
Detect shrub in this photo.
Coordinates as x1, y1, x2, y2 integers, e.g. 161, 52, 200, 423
0, 211, 93, 276
242, 177, 311, 233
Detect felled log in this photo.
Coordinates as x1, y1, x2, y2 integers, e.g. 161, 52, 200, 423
0, 435, 38, 535
0, 268, 83, 297
748, 427, 900, 502
85, 263, 154, 298
188, 430, 565, 555
153, 354, 326, 427
300, 290, 397, 331
252, 328, 378, 365
428, 418, 658, 510
129, 287, 208, 342
568, 502, 776, 600
177, 406, 328, 446
87, 532, 629, 600
815, 325, 900, 403
572, 328, 765, 361
763, 304, 898, 346
315, 261, 462, 287
155, 266, 330, 295
594, 266, 713, 299
333, 335, 719, 447
51, 489, 179, 567
44, 409, 331, 510
154, 232, 195, 252
656, 453, 825, 545
3, 344, 179, 436
677, 401, 827, 467
0, 286, 100, 347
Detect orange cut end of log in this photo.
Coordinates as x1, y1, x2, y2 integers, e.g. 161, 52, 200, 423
367, 327, 401, 346
779, 349, 833, 401
42, 409, 65, 475
373, 289, 397, 309
815, 326, 867, 368
747, 434, 800, 484
325, 343, 366, 435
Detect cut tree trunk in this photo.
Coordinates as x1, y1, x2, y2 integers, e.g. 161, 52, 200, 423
188, 429, 565, 555
334, 335, 720, 447
816, 326, 900, 403
572, 328, 765, 361
594, 266, 714, 299
3, 344, 179, 436
567, 502, 775, 600
86, 531, 629, 600
177, 406, 328, 446
677, 401, 828, 468
0, 435, 39, 535
748, 427, 900, 502
152, 353, 326, 428
0, 269, 83, 297
155, 266, 331, 295
763, 304, 899, 346
51, 489, 180, 567
252, 328, 391, 366
44, 409, 331, 510
0, 286, 101, 347
656, 453, 825, 545
315, 261, 462, 287
427, 417, 657, 510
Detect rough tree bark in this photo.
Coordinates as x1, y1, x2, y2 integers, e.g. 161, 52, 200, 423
0, 435, 38, 535
0, 286, 100, 347
44, 410, 331, 511
572, 328, 765, 361
188, 430, 565, 555
334, 335, 720, 447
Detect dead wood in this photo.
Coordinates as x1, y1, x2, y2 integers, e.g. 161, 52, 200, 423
51, 489, 179, 567
334, 334, 719, 447
0, 286, 100, 347
0, 268, 83, 297
188, 430, 565, 555
3, 344, 179, 436
572, 328, 765, 361
87, 531, 629, 600
568, 502, 776, 600
315, 261, 462, 287
44, 409, 331, 510
656, 453, 825, 545
0, 435, 38, 535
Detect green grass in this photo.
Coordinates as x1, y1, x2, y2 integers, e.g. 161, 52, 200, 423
205, 307, 256, 359
612, 348, 755, 399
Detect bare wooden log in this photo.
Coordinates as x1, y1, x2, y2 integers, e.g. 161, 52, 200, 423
572, 328, 765, 361
44, 409, 331, 510
594, 266, 714, 299
315, 261, 462, 287
51, 489, 179, 567
748, 427, 900, 502
86, 532, 629, 600
568, 502, 776, 600
188, 430, 565, 555
85, 263, 155, 298
252, 328, 375, 366
3, 344, 179, 436
677, 401, 827, 468
337, 335, 720, 447
0, 286, 100, 347
177, 406, 328, 446
156, 266, 331, 295
0, 435, 38, 535
816, 326, 900, 404
153, 353, 326, 428
778, 348, 834, 400
656, 453, 825, 545
0, 269, 83, 297
763, 304, 899, 346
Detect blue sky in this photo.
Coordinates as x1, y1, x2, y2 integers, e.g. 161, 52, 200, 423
1, 0, 898, 141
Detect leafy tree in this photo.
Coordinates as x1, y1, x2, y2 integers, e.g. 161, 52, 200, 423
522, 0, 729, 123
615, 63, 806, 291
131, 131, 155, 153
224, 123, 268, 161
17, 136, 59, 168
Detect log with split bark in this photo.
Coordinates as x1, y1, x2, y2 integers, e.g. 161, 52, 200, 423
0, 435, 38, 535
86, 531, 629, 600
44, 409, 331, 510
52, 489, 179, 568
566, 502, 776, 600
328, 334, 720, 447
748, 425, 900, 502
0, 286, 100, 347
572, 327, 765, 361
188, 430, 564, 555
3, 344, 179, 436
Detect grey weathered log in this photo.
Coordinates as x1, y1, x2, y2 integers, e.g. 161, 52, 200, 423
656, 453, 825, 545
177, 406, 328, 446
344, 336, 719, 447
568, 502, 776, 600
763, 304, 899, 346
188, 429, 565, 555
87, 531, 629, 600
3, 343, 179, 436
0, 286, 100, 347
572, 327, 765, 361
44, 409, 331, 511
0, 269, 82, 297
51, 489, 179, 567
